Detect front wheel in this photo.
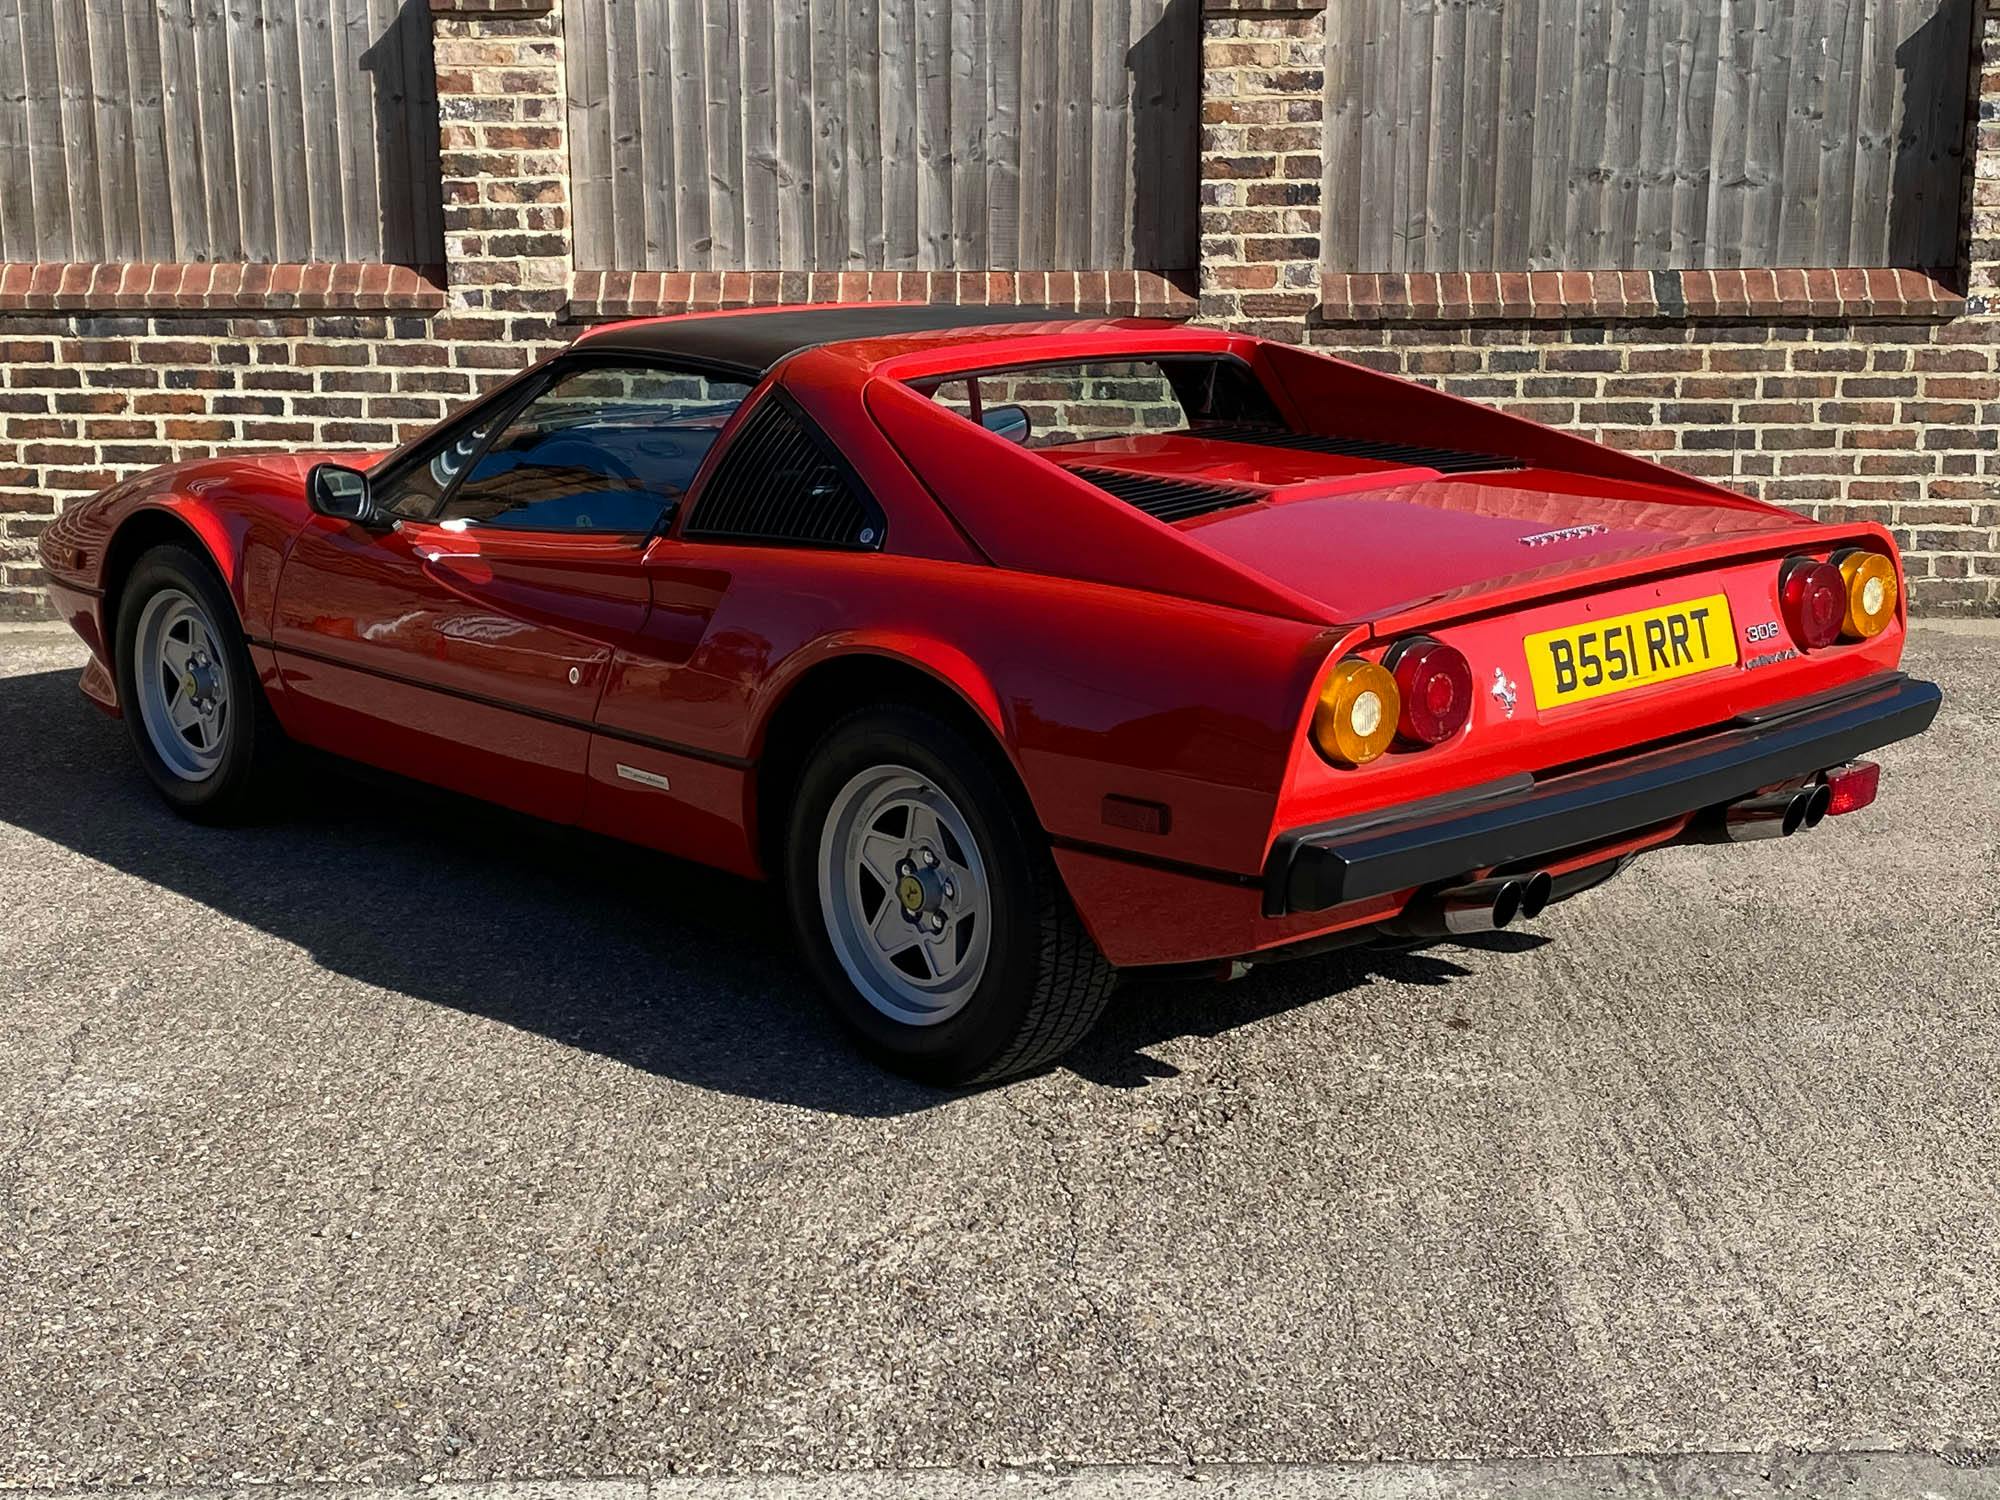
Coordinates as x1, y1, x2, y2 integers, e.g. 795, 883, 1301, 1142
115, 543, 285, 821
785, 706, 1117, 1085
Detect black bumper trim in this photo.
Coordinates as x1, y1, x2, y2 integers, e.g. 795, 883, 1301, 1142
1266, 671, 1942, 916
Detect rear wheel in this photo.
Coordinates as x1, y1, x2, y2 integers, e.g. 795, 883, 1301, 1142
115, 543, 284, 821
786, 706, 1117, 1085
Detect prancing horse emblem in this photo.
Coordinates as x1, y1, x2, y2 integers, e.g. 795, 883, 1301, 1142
1490, 667, 1518, 718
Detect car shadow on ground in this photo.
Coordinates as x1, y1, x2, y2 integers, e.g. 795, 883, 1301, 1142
2, 665, 1509, 1116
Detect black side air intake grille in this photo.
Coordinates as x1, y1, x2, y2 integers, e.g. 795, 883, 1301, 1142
1066, 465, 1264, 524
684, 395, 884, 548
1191, 421, 1521, 475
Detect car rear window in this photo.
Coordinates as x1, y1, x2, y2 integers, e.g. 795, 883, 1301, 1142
909, 356, 1286, 449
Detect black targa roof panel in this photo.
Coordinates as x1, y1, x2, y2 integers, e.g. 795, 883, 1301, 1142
579, 303, 1089, 378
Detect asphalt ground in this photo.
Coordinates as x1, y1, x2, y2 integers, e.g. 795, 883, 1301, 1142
0, 622, 1996, 1487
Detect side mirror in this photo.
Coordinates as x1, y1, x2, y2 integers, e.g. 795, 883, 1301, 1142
307, 463, 381, 526
981, 403, 1032, 446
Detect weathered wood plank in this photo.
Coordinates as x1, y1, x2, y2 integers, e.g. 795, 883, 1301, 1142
914, 0, 951, 268
1563, 0, 1611, 265
1355, 0, 1395, 267
1322, 0, 1365, 270
1629, 0, 1680, 265
262, 0, 310, 258
1704, 0, 1756, 267
1430, 0, 1458, 274
191, 0, 241, 258
0, 0, 36, 261
1134, 0, 1195, 270
740, 0, 779, 270
1846, 0, 1894, 263
878, 0, 918, 266
946, 0, 986, 265
702, 0, 745, 268
1740, 0, 1791, 259
86, 0, 139, 259
1815, 0, 1867, 262
293, 0, 346, 257
606, 0, 646, 269
669, 0, 711, 268
1459, 0, 1504, 270
1774, 0, 1832, 263
1015, 0, 1055, 265
563, 0, 606, 268
1053, 0, 1091, 266
809, 0, 848, 265
14, 0, 70, 260
1525, 0, 1578, 267
847, 0, 883, 266
773, 0, 812, 266
1489, 0, 1539, 266
53, 0, 108, 258
159, 0, 212, 258
984, 0, 1021, 266
1085, 0, 1130, 267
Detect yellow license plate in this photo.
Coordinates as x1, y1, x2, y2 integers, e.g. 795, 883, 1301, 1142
1524, 593, 1737, 709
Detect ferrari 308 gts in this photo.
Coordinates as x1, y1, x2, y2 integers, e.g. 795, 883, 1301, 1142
40, 305, 1941, 1082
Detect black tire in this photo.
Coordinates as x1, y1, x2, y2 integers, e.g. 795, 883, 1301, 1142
784, 704, 1117, 1086
114, 542, 286, 822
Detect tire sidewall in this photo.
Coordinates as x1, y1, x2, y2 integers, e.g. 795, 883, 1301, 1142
786, 708, 1046, 1083
115, 545, 265, 817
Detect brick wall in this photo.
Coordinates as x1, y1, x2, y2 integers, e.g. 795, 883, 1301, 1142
2, 0, 1996, 618
1199, 0, 2000, 614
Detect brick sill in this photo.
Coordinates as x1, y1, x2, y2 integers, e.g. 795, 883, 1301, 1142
0, 262, 448, 314
568, 268, 1199, 321
430, 0, 554, 13
1318, 267, 1965, 323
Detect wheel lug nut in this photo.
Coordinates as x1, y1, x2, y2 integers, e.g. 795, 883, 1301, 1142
921, 849, 937, 867
928, 912, 945, 932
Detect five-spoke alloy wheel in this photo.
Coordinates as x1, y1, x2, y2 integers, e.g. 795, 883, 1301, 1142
115, 543, 283, 821
787, 705, 1117, 1086
132, 586, 233, 782
817, 764, 993, 1026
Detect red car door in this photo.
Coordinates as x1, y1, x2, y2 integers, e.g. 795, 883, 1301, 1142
270, 356, 753, 823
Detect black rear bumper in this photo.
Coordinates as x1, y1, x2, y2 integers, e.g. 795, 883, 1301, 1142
1265, 671, 1942, 916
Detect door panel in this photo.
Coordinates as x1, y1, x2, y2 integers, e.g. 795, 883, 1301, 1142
272, 515, 651, 822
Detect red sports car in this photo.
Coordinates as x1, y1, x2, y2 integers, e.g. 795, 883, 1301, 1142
40, 305, 1940, 1083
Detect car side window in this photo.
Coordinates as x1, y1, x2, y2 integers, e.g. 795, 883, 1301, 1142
435, 362, 753, 533
374, 413, 501, 521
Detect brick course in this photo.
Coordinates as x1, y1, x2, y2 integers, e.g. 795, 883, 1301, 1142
2, 0, 1997, 616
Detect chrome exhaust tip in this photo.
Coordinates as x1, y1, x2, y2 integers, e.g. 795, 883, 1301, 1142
1437, 876, 1526, 934
1385, 870, 1556, 939
1722, 784, 1827, 842
1517, 869, 1554, 921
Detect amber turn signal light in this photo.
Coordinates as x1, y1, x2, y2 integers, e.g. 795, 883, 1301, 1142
1834, 549, 1897, 639
1314, 657, 1400, 766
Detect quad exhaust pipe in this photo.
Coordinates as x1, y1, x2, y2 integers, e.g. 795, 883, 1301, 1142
1721, 781, 1832, 842
1390, 869, 1553, 938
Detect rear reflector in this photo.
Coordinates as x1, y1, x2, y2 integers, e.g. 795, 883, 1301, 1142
1823, 759, 1882, 816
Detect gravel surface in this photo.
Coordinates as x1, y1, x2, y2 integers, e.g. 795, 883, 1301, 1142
0, 623, 1994, 1485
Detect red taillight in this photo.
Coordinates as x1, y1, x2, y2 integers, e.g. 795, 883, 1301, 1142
1823, 760, 1881, 815
1387, 636, 1474, 745
1779, 556, 1846, 649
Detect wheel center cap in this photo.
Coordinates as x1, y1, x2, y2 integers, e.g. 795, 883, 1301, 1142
896, 873, 927, 914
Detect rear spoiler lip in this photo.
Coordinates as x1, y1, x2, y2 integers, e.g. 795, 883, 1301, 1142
1347, 517, 1903, 640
